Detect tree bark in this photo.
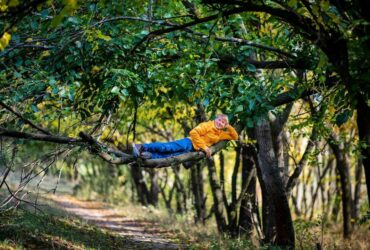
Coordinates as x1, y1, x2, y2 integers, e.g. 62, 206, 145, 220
356, 99, 370, 204
130, 164, 149, 205
239, 143, 259, 237
191, 163, 206, 223
353, 158, 363, 220
255, 117, 295, 248
329, 134, 353, 238
270, 103, 293, 187
206, 157, 227, 232
148, 169, 159, 206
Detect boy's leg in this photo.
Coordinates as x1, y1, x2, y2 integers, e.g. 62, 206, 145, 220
144, 138, 193, 159
143, 138, 193, 154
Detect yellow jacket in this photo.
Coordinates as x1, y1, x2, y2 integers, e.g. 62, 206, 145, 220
189, 121, 238, 151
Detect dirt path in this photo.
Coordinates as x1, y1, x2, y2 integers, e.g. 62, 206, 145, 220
48, 195, 185, 250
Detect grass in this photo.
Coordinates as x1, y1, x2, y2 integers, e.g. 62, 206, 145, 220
109, 203, 258, 250
0, 209, 129, 250
0, 187, 368, 250
106, 203, 370, 250
0, 203, 369, 250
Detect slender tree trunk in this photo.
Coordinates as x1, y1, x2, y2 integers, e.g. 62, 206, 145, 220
231, 144, 241, 206
130, 165, 149, 205
206, 157, 227, 232
191, 163, 206, 223
353, 158, 363, 220
148, 169, 159, 206
329, 134, 353, 238
173, 166, 186, 214
255, 117, 295, 248
239, 143, 259, 237
331, 168, 341, 223
356, 99, 370, 204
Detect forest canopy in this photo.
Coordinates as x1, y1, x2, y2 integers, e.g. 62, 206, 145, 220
0, 0, 369, 249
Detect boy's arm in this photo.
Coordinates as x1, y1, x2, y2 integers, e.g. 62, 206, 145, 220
220, 125, 239, 140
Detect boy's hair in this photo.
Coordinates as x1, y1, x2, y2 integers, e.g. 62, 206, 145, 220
216, 114, 229, 123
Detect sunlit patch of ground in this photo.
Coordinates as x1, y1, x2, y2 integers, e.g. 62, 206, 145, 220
47, 194, 185, 249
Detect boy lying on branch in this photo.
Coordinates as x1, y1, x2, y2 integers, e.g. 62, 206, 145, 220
133, 114, 238, 160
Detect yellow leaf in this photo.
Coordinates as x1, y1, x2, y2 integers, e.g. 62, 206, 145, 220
40, 50, 50, 59
8, 0, 19, 7
91, 65, 101, 74
0, 5, 8, 12
0, 32, 11, 51
96, 30, 111, 41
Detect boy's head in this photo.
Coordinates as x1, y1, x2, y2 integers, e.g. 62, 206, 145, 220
214, 114, 229, 129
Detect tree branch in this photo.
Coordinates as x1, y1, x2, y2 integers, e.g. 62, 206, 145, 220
0, 127, 81, 144
0, 101, 51, 135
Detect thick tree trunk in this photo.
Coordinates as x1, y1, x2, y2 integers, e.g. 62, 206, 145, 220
255, 117, 295, 248
270, 103, 293, 186
247, 128, 275, 241
256, 148, 276, 243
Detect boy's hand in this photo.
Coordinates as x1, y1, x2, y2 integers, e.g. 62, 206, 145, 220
204, 147, 212, 158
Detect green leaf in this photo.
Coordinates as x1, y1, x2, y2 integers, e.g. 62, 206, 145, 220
136, 85, 144, 93
111, 86, 120, 94
203, 98, 210, 107
237, 85, 245, 94
247, 64, 256, 72
288, 0, 297, 7
75, 41, 82, 48
335, 109, 352, 126
52, 87, 59, 95
31, 104, 38, 113
235, 105, 244, 112
246, 119, 254, 128
120, 89, 129, 96
68, 89, 75, 101
248, 100, 255, 111
140, 30, 149, 36
96, 30, 112, 41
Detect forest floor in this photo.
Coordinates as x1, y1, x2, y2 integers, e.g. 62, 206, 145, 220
1, 170, 369, 249
0, 171, 188, 249
0, 193, 188, 249
47, 194, 186, 249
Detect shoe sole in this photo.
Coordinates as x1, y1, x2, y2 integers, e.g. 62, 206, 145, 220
132, 143, 140, 157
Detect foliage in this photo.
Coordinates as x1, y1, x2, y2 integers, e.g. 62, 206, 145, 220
0, 0, 369, 248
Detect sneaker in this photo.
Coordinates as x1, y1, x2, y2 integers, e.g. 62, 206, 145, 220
132, 143, 143, 157
140, 151, 152, 159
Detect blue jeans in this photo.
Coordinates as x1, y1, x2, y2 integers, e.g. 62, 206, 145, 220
143, 138, 194, 159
